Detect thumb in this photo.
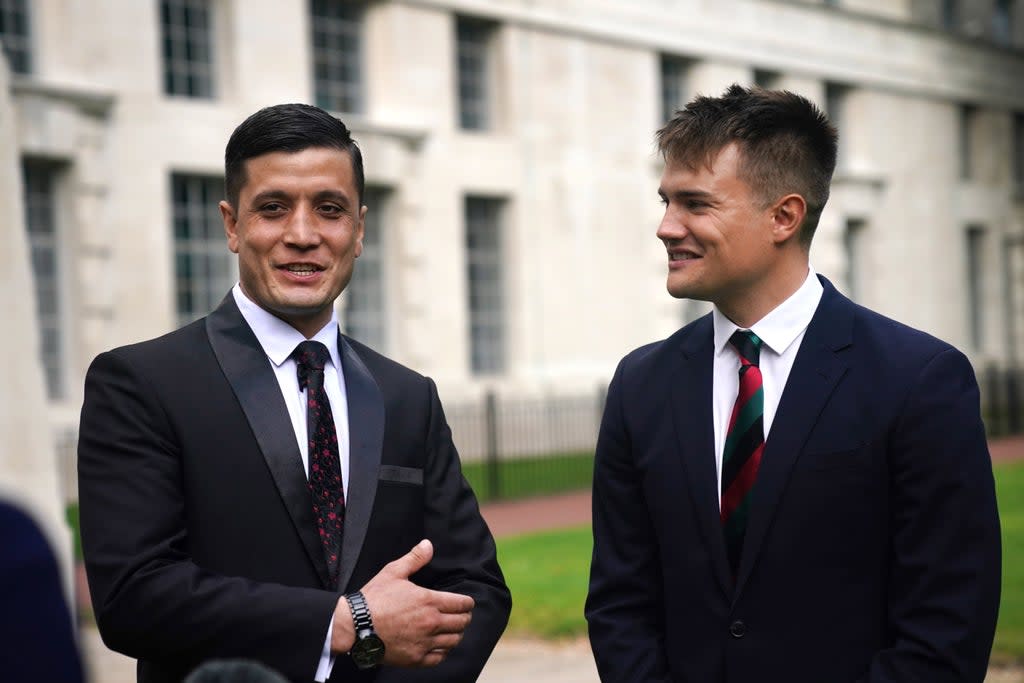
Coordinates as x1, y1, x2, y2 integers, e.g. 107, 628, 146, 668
388, 539, 433, 579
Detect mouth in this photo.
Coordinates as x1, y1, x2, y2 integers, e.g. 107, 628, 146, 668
278, 263, 325, 278
668, 249, 702, 265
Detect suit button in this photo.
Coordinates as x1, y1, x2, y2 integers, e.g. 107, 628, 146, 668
729, 620, 746, 638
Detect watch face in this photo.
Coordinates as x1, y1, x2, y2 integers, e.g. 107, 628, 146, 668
351, 632, 386, 670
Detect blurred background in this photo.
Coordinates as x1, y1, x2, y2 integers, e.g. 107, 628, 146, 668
1, 0, 1023, 680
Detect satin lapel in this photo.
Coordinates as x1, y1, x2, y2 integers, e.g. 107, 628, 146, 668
336, 335, 385, 592
669, 317, 732, 596
205, 295, 331, 589
733, 278, 852, 596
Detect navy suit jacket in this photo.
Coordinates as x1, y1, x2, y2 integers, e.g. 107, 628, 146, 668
78, 294, 510, 683
0, 500, 83, 683
586, 277, 1001, 683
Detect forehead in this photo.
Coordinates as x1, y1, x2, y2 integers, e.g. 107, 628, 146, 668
240, 147, 356, 193
660, 143, 745, 191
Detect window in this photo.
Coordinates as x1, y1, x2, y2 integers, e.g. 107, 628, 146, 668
660, 55, 692, 123
959, 104, 976, 180
311, 0, 364, 114
171, 174, 235, 327
456, 16, 496, 131
1014, 113, 1024, 192
942, 0, 959, 31
825, 82, 848, 163
753, 69, 780, 90
465, 197, 505, 374
993, 0, 1014, 45
344, 187, 389, 351
160, 0, 214, 98
966, 226, 986, 350
0, 0, 31, 74
843, 218, 867, 301
22, 159, 65, 399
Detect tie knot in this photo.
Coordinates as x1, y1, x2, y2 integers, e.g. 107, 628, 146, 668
729, 329, 762, 366
293, 340, 330, 390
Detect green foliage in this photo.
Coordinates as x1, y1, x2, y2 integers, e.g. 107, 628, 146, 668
66, 503, 82, 562
496, 525, 592, 639
462, 451, 594, 503
994, 461, 1024, 661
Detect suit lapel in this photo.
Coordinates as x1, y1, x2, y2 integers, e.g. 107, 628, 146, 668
206, 295, 332, 589
669, 316, 733, 596
336, 335, 385, 593
733, 278, 852, 595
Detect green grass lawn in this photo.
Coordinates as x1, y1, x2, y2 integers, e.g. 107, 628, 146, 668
496, 524, 592, 639
462, 451, 593, 503
496, 460, 1024, 661
994, 460, 1024, 662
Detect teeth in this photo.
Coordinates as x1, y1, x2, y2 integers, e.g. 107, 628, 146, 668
285, 265, 317, 273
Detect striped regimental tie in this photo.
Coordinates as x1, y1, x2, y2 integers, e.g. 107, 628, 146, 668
720, 329, 764, 575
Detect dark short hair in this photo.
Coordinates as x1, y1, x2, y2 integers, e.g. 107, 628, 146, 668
657, 84, 838, 245
224, 103, 364, 208
184, 659, 289, 683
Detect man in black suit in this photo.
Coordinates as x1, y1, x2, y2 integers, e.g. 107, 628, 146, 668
79, 103, 510, 682
586, 85, 1001, 682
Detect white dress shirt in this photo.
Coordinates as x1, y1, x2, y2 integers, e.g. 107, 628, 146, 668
711, 267, 823, 505
232, 284, 347, 681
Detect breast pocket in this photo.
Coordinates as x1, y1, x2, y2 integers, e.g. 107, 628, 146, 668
378, 465, 424, 486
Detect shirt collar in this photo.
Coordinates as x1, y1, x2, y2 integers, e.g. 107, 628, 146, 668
232, 283, 342, 370
712, 266, 824, 358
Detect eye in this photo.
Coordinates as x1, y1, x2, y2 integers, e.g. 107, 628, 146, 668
658, 196, 669, 207
686, 200, 708, 212
318, 203, 344, 217
259, 201, 286, 214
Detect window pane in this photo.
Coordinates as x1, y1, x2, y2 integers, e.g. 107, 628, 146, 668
160, 0, 214, 98
311, 0, 365, 113
171, 173, 235, 326
457, 17, 494, 131
0, 0, 32, 74
21, 159, 63, 399
465, 197, 505, 374
344, 187, 388, 351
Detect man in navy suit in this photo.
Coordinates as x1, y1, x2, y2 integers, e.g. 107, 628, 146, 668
0, 499, 83, 683
79, 104, 509, 682
586, 85, 1001, 682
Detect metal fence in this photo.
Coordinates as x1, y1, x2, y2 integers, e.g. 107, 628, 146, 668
979, 364, 1024, 437
51, 364, 1024, 508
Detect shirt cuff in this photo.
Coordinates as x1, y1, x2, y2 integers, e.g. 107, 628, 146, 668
314, 616, 337, 682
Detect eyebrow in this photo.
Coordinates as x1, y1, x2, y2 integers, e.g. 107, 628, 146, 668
658, 189, 715, 202
249, 189, 355, 206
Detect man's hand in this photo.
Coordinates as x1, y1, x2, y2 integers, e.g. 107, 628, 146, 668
331, 539, 475, 667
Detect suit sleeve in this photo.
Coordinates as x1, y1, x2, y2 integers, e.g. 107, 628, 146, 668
78, 351, 339, 681
376, 376, 511, 683
859, 348, 1001, 683
585, 359, 672, 683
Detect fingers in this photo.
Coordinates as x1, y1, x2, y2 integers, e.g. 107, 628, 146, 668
434, 590, 475, 615
385, 539, 434, 580
428, 608, 473, 635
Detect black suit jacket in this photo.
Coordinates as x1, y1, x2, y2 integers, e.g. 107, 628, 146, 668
586, 277, 1001, 683
78, 295, 510, 682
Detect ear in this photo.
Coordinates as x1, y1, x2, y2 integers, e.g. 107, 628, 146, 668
220, 200, 240, 254
354, 204, 367, 258
768, 194, 806, 246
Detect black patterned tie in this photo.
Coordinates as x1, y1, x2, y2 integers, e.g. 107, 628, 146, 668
293, 340, 345, 589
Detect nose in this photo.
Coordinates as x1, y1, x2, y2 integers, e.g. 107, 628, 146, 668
656, 206, 688, 243
283, 203, 320, 248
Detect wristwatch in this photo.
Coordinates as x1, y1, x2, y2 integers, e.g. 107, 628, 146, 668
345, 591, 386, 670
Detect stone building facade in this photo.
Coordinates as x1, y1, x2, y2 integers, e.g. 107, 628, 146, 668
2, 0, 1023, 493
